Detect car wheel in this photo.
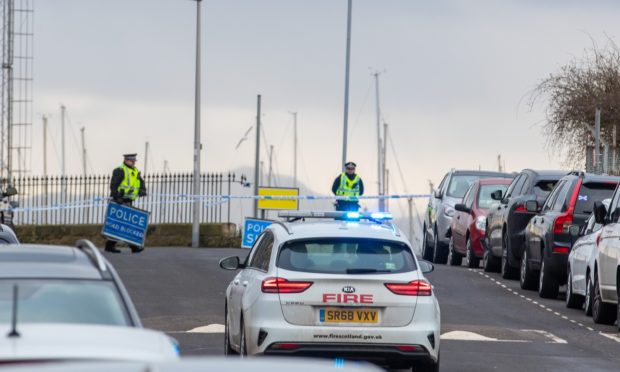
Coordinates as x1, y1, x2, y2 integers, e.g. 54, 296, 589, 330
538, 257, 559, 299
592, 274, 617, 325
448, 237, 463, 266
483, 248, 500, 273
432, 230, 448, 265
584, 274, 593, 316
466, 238, 480, 268
422, 225, 434, 261
224, 303, 238, 356
415, 353, 439, 372
566, 267, 584, 309
239, 317, 248, 357
501, 232, 519, 279
519, 248, 538, 290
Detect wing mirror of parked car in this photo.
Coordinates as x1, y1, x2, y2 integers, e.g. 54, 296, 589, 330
525, 200, 538, 213
490, 190, 503, 201
593, 201, 608, 224
219, 256, 244, 270
434, 190, 443, 199
454, 203, 471, 213
418, 260, 434, 274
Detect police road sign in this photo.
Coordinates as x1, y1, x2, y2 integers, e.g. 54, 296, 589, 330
242, 218, 272, 248
102, 202, 150, 247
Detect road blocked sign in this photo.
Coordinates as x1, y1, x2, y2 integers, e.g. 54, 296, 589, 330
257, 187, 299, 210
102, 202, 150, 247
242, 218, 272, 248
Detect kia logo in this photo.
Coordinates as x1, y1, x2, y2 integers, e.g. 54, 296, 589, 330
342, 286, 356, 294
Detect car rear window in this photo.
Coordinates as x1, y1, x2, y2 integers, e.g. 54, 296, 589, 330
0, 280, 130, 326
478, 184, 508, 209
277, 238, 416, 274
447, 175, 485, 198
575, 182, 618, 214
534, 179, 559, 198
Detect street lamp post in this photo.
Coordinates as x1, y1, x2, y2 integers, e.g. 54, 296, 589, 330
341, 0, 352, 171
191, 0, 203, 248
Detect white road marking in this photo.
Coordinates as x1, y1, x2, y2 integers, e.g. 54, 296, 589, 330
440, 331, 528, 343
187, 324, 225, 333
521, 330, 568, 344
600, 332, 620, 343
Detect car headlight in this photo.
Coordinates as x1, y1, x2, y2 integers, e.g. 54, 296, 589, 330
475, 216, 487, 231
444, 206, 455, 217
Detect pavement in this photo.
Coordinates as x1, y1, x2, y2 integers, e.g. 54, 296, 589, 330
105, 247, 620, 371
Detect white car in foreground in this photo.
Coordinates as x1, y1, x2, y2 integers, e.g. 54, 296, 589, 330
220, 211, 440, 371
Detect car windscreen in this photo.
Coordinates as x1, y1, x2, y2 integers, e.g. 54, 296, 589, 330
575, 182, 618, 215
277, 238, 416, 274
478, 184, 508, 209
0, 280, 130, 326
447, 175, 484, 198
534, 179, 559, 198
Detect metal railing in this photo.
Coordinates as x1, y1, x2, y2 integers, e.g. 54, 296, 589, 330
5, 172, 248, 225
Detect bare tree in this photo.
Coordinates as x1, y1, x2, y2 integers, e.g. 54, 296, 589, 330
530, 39, 620, 168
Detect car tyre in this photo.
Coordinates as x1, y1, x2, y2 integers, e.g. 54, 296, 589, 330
224, 303, 238, 356
415, 353, 439, 372
483, 248, 500, 272
538, 257, 559, 299
448, 237, 463, 266
239, 316, 248, 357
584, 274, 593, 316
432, 230, 448, 265
422, 225, 434, 261
519, 248, 538, 290
566, 267, 584, 309
466, 238, 480, 268
592, 274, 617, 325
501, 233, 518, 280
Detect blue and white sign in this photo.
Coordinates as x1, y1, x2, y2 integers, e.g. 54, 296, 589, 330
102, 202, 150, 247
242, 218, 272, 249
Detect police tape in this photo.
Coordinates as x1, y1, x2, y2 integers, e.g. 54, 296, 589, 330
10, 193, 431, 213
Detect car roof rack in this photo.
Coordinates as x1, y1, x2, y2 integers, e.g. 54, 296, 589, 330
270, 220, 293, 235
75, 239, 107, 272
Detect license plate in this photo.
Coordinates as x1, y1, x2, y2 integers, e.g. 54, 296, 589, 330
319, 308, 378, 323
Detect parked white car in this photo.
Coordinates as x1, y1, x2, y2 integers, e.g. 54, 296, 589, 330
590, 194, 620, 327
566, 199, 610, 315
220, 211, 441, 371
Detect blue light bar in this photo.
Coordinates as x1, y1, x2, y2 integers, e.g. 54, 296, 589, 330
370, 212, 393, 220
345, 211, 361, 220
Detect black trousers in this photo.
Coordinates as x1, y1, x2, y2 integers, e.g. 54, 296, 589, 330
335, 200, 360, 212
105, 199, 142, 252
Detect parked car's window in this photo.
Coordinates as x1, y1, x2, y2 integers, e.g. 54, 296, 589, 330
446, 175, 481, 198
504, 174, 523, 200
551, 180, 571, 212
277, 238, 416, 274
534, 179, 560, 199
512, 175, 527, 196
463, 184, 476, 209
244, 233, 265, 266
0, 280, 129, 326
517, 174, 531, 195
478, 184, 509, 209
542, 180, 564, 211
437, 174, 448, 195
249, 231, 274, 271
574, 182, 617, 215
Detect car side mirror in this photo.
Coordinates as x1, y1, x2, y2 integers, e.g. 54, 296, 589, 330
418, 260, 434, 274
219, 256, 242, 271
434, 190, 443, 199
454, 203, 471, 214
490, 190, 503, 201
4, 186, 17, 197
525, 200, 538, 213
593, 201, 608, 224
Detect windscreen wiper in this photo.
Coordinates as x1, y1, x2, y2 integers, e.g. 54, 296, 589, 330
7, 284, 19, 338
346, 268, 391, 274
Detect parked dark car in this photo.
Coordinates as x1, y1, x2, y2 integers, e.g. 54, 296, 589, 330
522, 172, 620, 299
484, 169, 566, 276
449, 178, 512, 268
423, 169, 512, 264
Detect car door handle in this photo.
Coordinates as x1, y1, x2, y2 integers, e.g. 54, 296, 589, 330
242, 281, 248, 287
233, 280, 240, 285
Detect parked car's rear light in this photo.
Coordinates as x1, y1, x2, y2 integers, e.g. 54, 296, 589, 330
270, 343, 300, 350
552, 246, 570, 254
514, 203, 527, 212
261, 277, 312, 293
385, 280, 432, 296
553, 213, 573, 234
395, 345, 422, 352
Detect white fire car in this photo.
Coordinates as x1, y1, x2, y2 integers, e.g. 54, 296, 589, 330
220, 211, 440, 371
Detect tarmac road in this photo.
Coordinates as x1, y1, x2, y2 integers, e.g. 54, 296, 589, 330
105, 247, 620, 371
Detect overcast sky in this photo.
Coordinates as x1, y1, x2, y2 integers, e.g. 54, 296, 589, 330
30, 0, 620, 215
